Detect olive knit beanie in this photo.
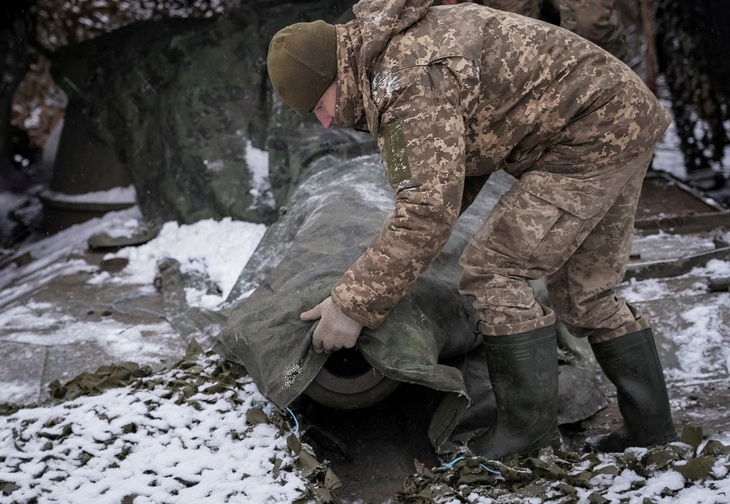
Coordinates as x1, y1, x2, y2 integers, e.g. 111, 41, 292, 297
267, 20, 337, 115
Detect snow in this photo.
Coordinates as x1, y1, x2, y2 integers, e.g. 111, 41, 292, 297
1, 126, 729, 501
0, 209, 145, 307
96, 217, 266, 309
0, 208, 326, 502
2, 311, 173, 361
0, 354, 310, 503
619, 256, 730, 382
1, 199, 728, 503
244, 140, 276, 210
583, 469, 686, 503
39, 185, 137, 204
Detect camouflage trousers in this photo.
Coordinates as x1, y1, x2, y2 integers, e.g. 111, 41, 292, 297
458, 143, 655, 343
482, 0, 626, 59
481, 0, 544, 18
559, 0, 626, 60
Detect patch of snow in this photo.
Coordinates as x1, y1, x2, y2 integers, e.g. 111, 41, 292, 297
99, 217, 266, 310
0, 355, 309, 503
0, 206, 143, 296
666, 294, 730, 380
618, 253, 730, 381
0, 381, 39, 404
41, 184, 137, 204
244, 140, 276, 209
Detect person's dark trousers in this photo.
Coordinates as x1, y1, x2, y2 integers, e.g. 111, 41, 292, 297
469, 324, 561, 460
591, 328, 678, 452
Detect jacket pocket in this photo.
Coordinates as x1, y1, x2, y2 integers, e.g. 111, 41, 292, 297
502, 145, 545, 178
488, 189, 572, 269
519, 170, 608, 220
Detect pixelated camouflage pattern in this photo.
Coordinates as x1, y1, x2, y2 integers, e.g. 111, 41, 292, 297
559, 0, 626, 59
481, 0, 543, 18
482, 0, 626, 59
329, 0, 670, 337
459, 143, 656, 338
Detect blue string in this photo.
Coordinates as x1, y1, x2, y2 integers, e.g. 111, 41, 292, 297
285, 407, 300, 437
442, 456, 501, 476
442, 456, 464, 469
479, 463, 501, 475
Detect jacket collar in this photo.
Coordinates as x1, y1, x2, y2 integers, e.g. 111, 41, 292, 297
334, 0, 434, 134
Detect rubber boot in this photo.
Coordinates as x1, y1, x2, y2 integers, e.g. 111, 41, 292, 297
469, 324, 561, 460
591, 328, 678, 452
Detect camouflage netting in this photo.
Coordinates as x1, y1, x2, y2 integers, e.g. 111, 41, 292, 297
214, 153, 607, 452
0, 346, 343, 503
655, 0, 730, 181
394, 427, 730, 503
49, 0, 357, 226
3, 346, 728, 504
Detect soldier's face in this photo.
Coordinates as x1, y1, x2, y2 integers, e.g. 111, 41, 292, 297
313, 82, 337, 129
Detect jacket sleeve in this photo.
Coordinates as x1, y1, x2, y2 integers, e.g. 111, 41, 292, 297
331, 64, 467, 328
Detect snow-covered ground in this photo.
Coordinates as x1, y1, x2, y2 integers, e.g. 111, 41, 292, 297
1, 198, 729, 502
0, 211, 330, 503
85, 214, 266, 310
1, 354, 312, 504
1, 91, 729, 502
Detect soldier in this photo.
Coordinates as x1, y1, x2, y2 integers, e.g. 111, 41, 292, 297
441, 0, 554, 23
558, 0, 626, 59
475, 0, 545, 19
448, 0, 627, 60
267, 0, 677, 458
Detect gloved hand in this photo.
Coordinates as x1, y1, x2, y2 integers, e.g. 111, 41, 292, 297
300, 296, 364, 353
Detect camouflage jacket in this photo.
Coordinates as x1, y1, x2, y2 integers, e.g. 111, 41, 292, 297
330, 0, 670, 328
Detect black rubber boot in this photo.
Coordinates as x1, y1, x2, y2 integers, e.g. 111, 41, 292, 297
469, 324, 561, 460
591, 328, 678, 452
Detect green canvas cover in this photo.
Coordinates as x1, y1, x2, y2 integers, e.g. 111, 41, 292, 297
214, 154, 606, 452
215, 154, 498, 450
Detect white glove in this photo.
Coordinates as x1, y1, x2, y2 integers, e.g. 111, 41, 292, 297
300, 296, 364, 353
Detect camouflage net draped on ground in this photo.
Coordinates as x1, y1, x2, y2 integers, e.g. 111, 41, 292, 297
396, 429, 730, 503
0, 344, 342, 503
1, 344, 728, 503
